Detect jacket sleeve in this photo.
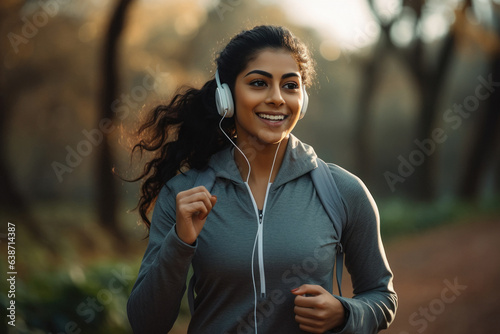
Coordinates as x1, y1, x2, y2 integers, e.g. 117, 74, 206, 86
127, 184, 196, 334
330, 169, 398, 333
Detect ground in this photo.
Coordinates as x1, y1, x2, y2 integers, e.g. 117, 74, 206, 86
169, 218, 500, 333
384, 219, 500, 334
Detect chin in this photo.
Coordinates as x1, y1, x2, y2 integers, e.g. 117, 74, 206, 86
255, 131, 289, 146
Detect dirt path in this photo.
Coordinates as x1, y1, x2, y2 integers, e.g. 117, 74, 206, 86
383, 219, 500, 334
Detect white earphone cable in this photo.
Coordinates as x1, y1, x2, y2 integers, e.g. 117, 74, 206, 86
218, 105, 282, 334
219, 111, 258, 332
268, 141, 281, 184
218, 110, 252, 182
251, 226, 259, 332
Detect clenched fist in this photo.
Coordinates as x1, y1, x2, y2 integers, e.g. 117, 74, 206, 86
175, 186, 217, 245
292, 284, 346, 333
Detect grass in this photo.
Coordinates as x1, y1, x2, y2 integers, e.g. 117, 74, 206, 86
379, 196, 500, 240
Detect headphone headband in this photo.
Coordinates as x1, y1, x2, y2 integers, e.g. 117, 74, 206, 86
215, 69, 222, 88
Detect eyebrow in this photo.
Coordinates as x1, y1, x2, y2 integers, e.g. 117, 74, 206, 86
244, 70, 300, 80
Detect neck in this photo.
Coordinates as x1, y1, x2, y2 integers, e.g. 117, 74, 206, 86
234, 136, 288, 184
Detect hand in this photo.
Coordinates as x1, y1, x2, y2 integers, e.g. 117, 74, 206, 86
175, 186, 217, 245
291, 284, 345, 333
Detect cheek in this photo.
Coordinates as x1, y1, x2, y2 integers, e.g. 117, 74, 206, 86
286, 96, 301, 115
235, 89, 261, 113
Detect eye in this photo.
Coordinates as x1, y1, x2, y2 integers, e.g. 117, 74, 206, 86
249, 80, 267, 87
283, 82, 299, 90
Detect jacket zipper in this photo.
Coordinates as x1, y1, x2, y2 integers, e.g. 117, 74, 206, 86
245, 182, 272, 298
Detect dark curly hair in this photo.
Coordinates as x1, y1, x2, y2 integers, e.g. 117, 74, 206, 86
130, 25, 316, 230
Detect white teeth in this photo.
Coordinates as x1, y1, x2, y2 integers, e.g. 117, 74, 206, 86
258, 114, 285, 121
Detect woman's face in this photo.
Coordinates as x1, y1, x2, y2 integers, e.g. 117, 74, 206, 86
233, 48, 304, 147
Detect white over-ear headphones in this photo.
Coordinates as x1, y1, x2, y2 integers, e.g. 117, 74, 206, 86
300, 84, 309, 119
214, 69, 308, 118
215, 70, 235, 117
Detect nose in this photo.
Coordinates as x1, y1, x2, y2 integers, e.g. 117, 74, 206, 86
265, 85, 285, 107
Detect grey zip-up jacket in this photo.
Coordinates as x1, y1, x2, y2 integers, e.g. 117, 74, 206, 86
127, 134, 397, 333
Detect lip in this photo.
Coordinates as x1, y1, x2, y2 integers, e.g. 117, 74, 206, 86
255, 112, 289, 127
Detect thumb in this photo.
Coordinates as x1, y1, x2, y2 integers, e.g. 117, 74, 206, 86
210, 195, 217, 206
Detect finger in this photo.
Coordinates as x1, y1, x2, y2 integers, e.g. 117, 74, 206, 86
298, 323, 323, 334
197, 194, 217, 220
294, 295, 319, 308
294, 313, 321, 327
200, 195, 217, 219
177, 187, 211, 204
210, 195, 217, 206
176, 186, 211, 206
291, 284, 327, 296
178, 185, 210, 197
294, 305, 321, 319
184, 201, 209, 218
179, 192, 214, 215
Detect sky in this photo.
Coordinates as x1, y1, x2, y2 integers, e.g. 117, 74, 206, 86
274, 0, 381, 44
274, 0, 462, 45
269, 0, 499, 59
263, 0, 387, 61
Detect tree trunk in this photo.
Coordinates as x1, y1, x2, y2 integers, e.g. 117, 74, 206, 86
97, 0, 134, 243
459, 51, 500, 199
0, 86, 56, 254
353, 31, 386, 182
367, 0, 459, 200
413, 32, 456, 200
0, 3, 56, 254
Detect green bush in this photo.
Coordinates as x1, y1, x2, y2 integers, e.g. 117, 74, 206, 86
1, 262, 136, 334
379, 196, 500, 240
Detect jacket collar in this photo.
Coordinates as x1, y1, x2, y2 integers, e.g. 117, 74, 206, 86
207, 134, 318, 188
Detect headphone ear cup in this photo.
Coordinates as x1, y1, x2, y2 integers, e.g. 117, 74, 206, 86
221, 83, 234, 117
216, 83, 234, 117
300, 86, 308, 119
215, 86, 225, 116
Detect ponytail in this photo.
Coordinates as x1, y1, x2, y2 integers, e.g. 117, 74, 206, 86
130, 79, 234, 230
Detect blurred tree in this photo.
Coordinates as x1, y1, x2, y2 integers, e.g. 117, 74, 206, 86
353, 12, 393, 185
97, 0, 135, 245
360, 0, 473, 200
0, 0, 56, 254
459, 2, 500, 199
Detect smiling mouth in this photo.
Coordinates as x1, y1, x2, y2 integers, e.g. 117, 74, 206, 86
257, 113, 287, 121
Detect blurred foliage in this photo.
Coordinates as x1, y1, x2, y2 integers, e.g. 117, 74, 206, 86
0, 259, 137, 333
379, 196, 500, 239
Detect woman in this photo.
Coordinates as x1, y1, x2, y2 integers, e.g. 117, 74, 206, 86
127, 25, 397, 333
